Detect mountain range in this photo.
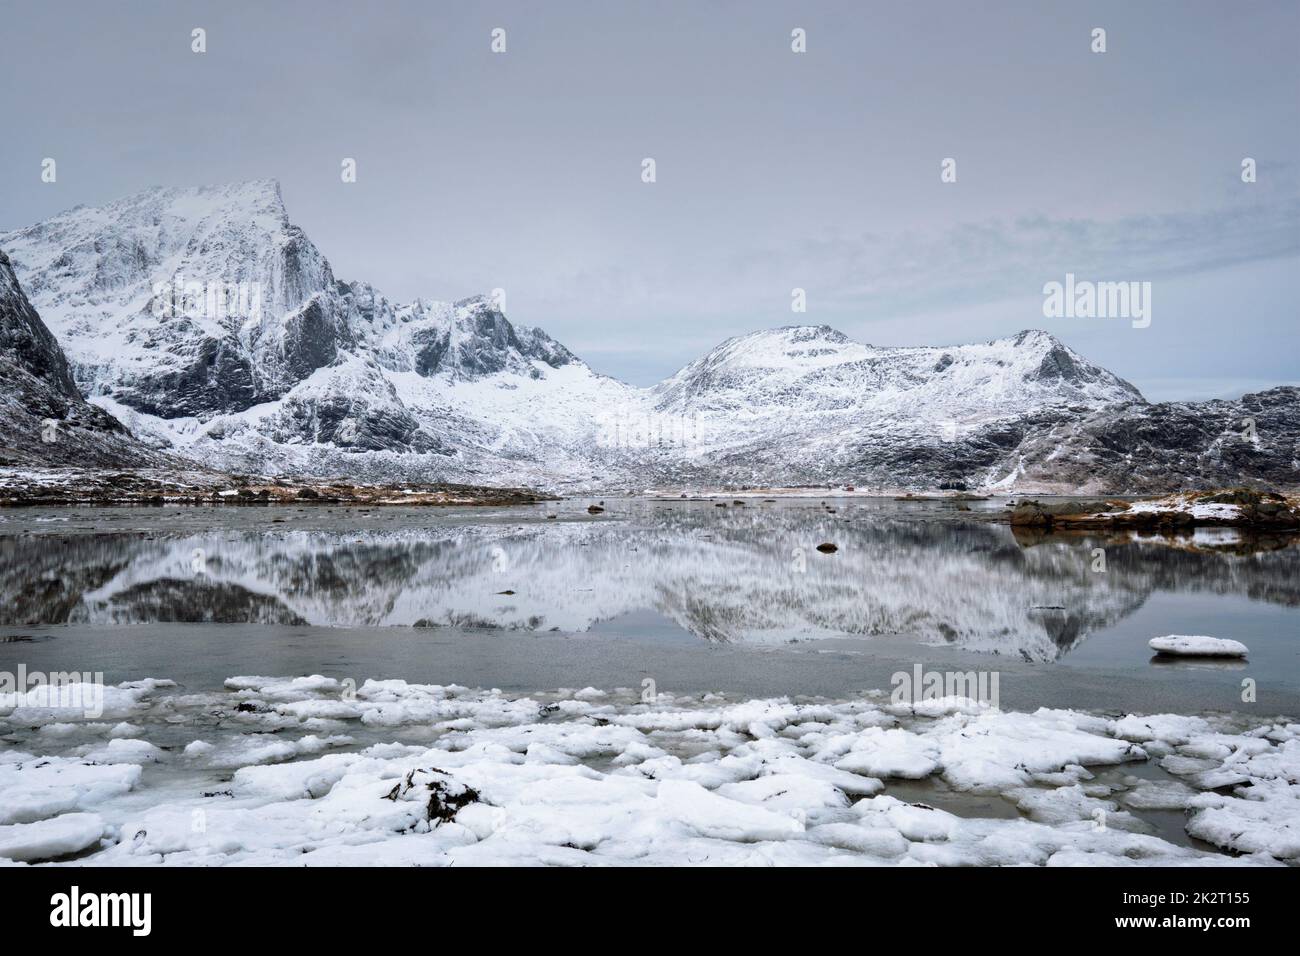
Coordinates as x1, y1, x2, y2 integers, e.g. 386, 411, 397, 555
2, 180, 1296, 493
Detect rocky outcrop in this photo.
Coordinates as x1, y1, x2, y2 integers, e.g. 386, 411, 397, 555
0, 251, 165, 469
0, 468, 552, 506
1009, 499, 1123, 528
1009, 388, 1300, 494
1011, 488, 1300, 531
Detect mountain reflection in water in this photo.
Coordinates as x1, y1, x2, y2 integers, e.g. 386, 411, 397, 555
1, 504, 1296, 662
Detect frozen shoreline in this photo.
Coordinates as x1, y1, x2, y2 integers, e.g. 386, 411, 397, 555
2, 676, 1296, 867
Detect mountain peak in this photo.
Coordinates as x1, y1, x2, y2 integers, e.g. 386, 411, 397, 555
44, 179, 290, 231
453, 293, 499, 311
1007, 329, 1062, 347
742, 324, 853, 345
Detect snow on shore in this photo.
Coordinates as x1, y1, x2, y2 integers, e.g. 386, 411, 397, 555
0, 677, 1295, 866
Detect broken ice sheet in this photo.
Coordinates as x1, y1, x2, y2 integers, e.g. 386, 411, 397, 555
0, 676, 1294, 866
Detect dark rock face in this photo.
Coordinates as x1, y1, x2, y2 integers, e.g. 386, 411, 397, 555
1014, 389, 1300, 493
0, 250, 163, 468
514, 325, 577, 370
1031, 341, 1143, 400
404, 298, 576, 380
281, 298, 340, 382
411, 325, 451, 377
119, 333, 259, 417
456, 299, 520, 375
301, 393, 438, 453
0, 251, 80, 399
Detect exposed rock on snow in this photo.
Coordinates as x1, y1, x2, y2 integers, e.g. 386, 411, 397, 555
0, 467, 550, 506
1013, 489, 1300, 532
1149, 635, 1250, 658
0, 675, 1295, 866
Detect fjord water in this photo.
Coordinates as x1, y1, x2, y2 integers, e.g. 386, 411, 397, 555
1, 498, 1297, 713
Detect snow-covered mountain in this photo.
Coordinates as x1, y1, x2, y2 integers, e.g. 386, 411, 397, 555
638, 325, 1145, 489
2, 181, 1295, 492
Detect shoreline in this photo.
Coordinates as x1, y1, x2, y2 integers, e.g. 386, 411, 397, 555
0, 468, 553, 508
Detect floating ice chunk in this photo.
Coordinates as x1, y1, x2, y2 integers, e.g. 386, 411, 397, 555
854, 795, 960, 843
831, 728, 940, 780
887, 696, 994, 718
185, 733, 352, 770
530, 741, 599, 767
934, 711, 1145, 792
759, 751, 884, 796
225, 675, 346, 696
655, 779, 804, 841
0, 682, 150, 722
233, 753, 364, 800
1005, 784, 1151, 832
715, 773, 851, 811
1148, 635, 1249, 658
1120, 778, 1197, 811
1112, 714, 1211, 745
273, 699, 365, 720
1238, 738, 1300, 784
0, 754, 142, 824
805, 821, 909, 857
1187, 778, 1300, 860
80, 738, 165, 764
1159, 753, 1221, 777
0, 812, 106, 862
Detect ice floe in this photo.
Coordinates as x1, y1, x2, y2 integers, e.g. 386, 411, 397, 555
0, 676, 1295, 865
1148, 635, 1249, 658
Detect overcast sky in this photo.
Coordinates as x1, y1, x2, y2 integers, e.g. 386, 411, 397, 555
2, 0, 1297, 398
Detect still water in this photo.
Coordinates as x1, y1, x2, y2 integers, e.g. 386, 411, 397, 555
1, 498, 1297, 711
